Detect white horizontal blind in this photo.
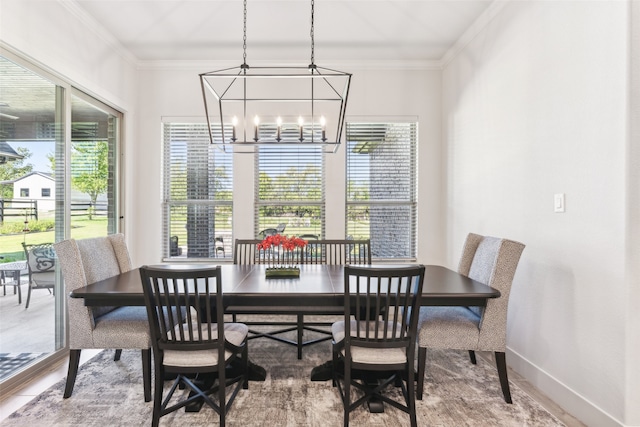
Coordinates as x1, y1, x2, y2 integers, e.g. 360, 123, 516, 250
346, 122, 417, 260
162, 123, 233, 259
255, 146, 324, 238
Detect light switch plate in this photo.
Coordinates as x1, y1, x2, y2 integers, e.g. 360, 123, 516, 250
554, 193, 565, 213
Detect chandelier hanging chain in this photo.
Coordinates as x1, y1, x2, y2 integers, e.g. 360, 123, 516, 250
310, 0, 315, 65
242, 0, 248, 66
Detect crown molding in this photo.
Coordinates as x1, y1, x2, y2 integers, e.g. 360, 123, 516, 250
57, 0, 138, 67
439, 0, 510, 69
137, 58, 442, 71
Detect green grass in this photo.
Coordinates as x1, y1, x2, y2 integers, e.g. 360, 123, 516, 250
0, 217, 108, 262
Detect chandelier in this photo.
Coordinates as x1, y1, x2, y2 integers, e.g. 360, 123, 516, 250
199, 0, 351, 153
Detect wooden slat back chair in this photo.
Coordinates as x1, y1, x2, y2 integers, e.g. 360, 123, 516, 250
302, 239, 371, 265
54, 234, 151, 402
229, 238, 370, 359
233, 239, 302, 265
332, 265, 425, 427
22, 242, 56, 308
415, 233, 525, 403
139, 265, 249, 427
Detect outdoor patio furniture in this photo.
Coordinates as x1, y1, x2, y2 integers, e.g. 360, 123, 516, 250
22, 243, 56, 309
0, 261, 27, 304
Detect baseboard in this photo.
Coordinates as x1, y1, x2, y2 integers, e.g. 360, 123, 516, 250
506, 347, 622, 427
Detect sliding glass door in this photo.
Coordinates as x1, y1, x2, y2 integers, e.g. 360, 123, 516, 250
0, 53, 122, 392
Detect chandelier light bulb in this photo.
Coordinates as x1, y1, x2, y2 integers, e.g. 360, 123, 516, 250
231, 116, 238, 141
320, 116, 327, 141
298, 116, 304, 141
276, 117, 283, 141
254, 116, 260, 141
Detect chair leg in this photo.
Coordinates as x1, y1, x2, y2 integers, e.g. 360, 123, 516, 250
468, 350, 477, 364
114, 349, 122, 361
151, 361, 163, 427
25, 285, 32, 309
142, 349, 152, 402
407, 358, 417, 427
64, 349, 81, 398
495, 351, 512, 404
297, 314, 304, 360
343, 360, 350, 427
417, 347, 426, 400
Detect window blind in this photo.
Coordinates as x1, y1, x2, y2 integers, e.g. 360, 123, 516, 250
346, 122, 417, 260
255, 145, 325, 238
162, 123, 233, 259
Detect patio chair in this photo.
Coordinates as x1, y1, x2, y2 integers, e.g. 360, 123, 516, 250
22, 242, 56, 308
215, 236, 225, 257
54, 234, 152, 402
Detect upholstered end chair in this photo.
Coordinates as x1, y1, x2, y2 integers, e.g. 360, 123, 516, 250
54, 234, 151, 401
416, 233, 525, 403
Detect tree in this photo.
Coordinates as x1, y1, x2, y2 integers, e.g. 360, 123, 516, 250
71, 141, 108, 219
0, 147, 33, 199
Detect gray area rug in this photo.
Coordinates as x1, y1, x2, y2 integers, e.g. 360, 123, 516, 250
4, 321, 563, 426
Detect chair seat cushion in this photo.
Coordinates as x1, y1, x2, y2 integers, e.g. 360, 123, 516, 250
417, 306, 481, 350
332, 320, 407, 365
163, 323, 249, 368
92, 306, 151, 348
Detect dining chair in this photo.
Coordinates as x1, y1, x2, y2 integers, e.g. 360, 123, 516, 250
416, 232, 525, 403
22, 242, 56, 308
332, 265, 425, 427
139, 265, 249, 427
54, 234, 152, 401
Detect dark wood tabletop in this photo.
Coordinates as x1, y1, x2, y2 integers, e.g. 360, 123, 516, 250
70, 264, 500, 308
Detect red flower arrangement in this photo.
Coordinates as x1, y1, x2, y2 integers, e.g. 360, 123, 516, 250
257, 234, 308, 275
257, 234, 308, 251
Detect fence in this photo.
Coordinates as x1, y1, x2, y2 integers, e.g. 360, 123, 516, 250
0, 199, 38, 223
0, 199, 107, 222
70, 201, 107, 217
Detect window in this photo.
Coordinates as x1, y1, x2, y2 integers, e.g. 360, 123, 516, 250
20, 188, 29, 197
162, 123, 233, 259
346, 122, 417, 260
41, 188, 50, 197
255, 146, 324, 239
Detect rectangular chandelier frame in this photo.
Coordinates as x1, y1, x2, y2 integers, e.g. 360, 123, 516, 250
200, 64, 352, 153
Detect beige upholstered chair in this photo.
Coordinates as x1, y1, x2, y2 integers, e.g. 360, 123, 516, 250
139, 265, 248, 427
332, 265, 425, 427
54, 234, 151, 401
416, 233, 525, 403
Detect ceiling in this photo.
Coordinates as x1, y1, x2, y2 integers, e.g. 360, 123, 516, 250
71, 0, 494, 64
1, 0, 495, 142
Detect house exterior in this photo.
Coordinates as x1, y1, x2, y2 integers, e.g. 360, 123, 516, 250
10, 171, 55, 212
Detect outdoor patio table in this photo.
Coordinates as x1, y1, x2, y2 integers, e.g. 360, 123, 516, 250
0, 261, 27, 305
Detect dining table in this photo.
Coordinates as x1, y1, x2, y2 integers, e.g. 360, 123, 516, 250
70, 263, 500, 413
70, 263, 500, 308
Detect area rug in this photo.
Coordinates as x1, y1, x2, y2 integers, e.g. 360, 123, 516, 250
2, 324, 564, 426
0, 353, 46, 381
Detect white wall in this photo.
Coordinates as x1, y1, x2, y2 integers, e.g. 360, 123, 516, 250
131, 64, 443, 266
0, 1, 137, 114
442, 1, 636, 425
